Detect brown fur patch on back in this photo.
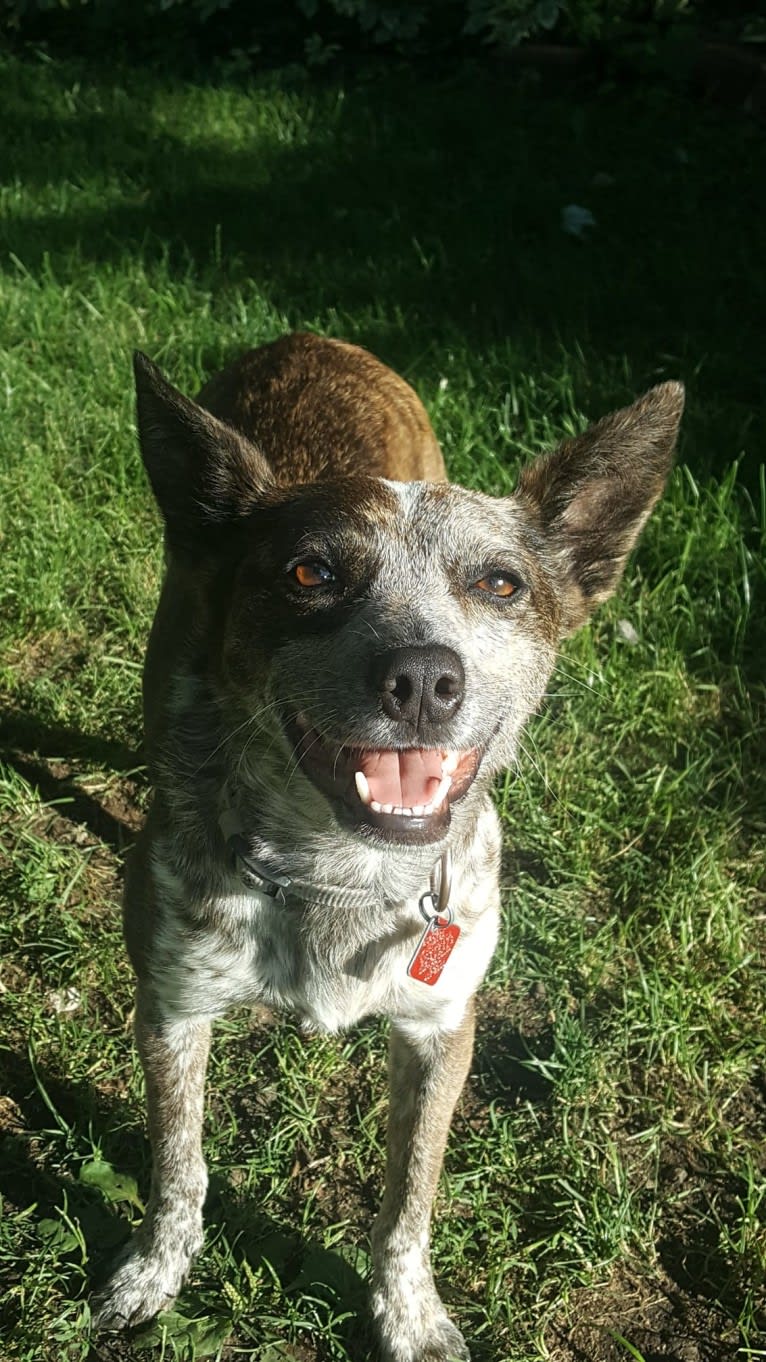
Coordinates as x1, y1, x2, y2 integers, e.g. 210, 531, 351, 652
197, 333, 446, 485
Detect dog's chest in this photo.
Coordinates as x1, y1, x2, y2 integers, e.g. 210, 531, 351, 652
149, 863, 497, 1033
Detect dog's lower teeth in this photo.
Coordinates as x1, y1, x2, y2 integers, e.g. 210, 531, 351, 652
360, 773, 454, 821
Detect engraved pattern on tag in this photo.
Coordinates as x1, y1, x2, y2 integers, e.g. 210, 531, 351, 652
408, 916, 461, 985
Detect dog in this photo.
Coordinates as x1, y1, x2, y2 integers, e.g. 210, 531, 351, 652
92, 333, 683, 1360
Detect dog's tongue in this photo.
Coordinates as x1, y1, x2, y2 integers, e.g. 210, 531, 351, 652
358, 749, 443, 807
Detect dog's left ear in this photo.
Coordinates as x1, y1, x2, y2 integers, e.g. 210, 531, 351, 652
516, 381, 684, 635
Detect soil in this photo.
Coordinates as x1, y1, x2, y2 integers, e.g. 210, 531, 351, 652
546, 1261, 739, 1361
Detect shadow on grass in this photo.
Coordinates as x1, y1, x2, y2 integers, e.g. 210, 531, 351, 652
0, 709, 142, 853
0, 708, 138, 774
0, 1047, 378, 1362
473, 984, 555, 1109
1, 55, 764, 485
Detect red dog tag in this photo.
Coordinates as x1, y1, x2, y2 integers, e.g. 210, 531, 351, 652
408, 915, 461, 986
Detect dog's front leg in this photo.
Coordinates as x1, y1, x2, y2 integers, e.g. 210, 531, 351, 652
92, 986, 210, 1331
371, 1001, 475, 1362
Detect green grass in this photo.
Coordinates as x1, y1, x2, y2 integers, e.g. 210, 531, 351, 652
0, 48, 764, 1362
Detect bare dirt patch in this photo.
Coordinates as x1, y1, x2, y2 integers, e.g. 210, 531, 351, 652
546, 1261, 739, 1362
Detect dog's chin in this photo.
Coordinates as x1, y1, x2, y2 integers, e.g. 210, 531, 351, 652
283, 715, 484, 847
338, 799, 452, 847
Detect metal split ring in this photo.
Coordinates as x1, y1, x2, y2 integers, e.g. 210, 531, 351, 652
419, 848, 453, 922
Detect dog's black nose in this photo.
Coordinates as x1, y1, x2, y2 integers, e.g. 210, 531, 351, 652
372, 645, 465, 728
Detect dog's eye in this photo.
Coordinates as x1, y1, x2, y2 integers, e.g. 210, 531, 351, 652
290, 559, 336, 589
473, 572, 519, 598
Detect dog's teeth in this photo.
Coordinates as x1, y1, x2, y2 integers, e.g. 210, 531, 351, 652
354, 770, 372, 805
442, 751, 459, 776
433, 775, 453, 808
367, 796, 434, 819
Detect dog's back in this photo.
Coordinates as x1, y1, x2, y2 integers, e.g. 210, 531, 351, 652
198, 332, 446, 484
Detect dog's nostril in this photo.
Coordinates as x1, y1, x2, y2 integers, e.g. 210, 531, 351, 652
435, 674, 459, 700
391, 675, 413, 705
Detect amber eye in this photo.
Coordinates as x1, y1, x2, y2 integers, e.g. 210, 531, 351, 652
473, 571, 519, 598
290, 559, 336, 589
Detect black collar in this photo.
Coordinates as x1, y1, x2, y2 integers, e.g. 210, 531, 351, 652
222, 821, 451, 916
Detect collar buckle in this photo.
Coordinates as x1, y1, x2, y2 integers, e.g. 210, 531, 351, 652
228, 833, 292, 900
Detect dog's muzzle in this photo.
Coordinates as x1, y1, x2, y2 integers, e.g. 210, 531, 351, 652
284, 712, 483, 845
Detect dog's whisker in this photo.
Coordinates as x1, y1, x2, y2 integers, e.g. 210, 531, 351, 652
182, 688, 336, 787
346, 618, 383, 645
552, 661, 599, 692
190, 715, 260, 778
238, 704, 318, 786
515, 733, 567, 812
283, 713, 343, 792
332, 739, 351, 782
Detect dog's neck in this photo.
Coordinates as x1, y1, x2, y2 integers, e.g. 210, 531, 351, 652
220, 768, 454, 911
220, 796, 452, 915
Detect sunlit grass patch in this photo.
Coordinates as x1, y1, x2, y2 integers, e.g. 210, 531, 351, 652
0, 49, 764, 1362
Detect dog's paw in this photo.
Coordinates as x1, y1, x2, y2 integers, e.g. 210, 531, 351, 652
91, 1231, 199, 1332
372, 1288, 470, 1362
426, 1316, 470, 1362
400, 1315, 470, 1362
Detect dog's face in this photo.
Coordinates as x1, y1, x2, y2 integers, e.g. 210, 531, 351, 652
220, 476, 562, 844
134, 354, 683, 848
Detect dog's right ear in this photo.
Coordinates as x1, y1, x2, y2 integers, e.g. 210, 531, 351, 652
134, 352, 275, 549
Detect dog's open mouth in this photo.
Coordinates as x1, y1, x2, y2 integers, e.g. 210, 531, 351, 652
286, 714, 482, 843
